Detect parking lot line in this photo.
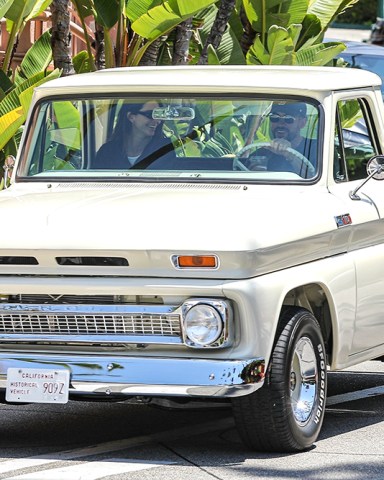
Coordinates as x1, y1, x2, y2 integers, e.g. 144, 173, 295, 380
3, 458, 174, 480
326, 385, 384, 406
0, 417, 233, 476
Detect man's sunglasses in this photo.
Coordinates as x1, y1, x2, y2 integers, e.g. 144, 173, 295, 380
268, 114, 296, 124
137, 110, 155, 120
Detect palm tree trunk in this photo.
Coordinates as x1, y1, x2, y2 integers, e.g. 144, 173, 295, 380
198, 0, 236, 65
94, 22, 105, 70
50, 0, 75, 76
172, 18, 193, 65
139, 38, 164, 66
239, 4, 256, 57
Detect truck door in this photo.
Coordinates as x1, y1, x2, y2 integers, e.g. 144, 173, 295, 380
328, 95, 384, 356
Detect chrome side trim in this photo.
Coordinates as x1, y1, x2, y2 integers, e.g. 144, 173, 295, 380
0, 304, 178, 314
0, 353, 265, 398
0, 334, 182, 345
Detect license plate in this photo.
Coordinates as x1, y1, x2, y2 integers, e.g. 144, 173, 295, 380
6, 368, 70, 404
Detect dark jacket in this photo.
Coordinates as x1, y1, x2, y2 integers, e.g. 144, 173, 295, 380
266, 137, 318, 177
93, 136, 177, 170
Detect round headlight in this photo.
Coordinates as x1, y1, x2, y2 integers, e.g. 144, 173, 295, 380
184, 304, 223, 346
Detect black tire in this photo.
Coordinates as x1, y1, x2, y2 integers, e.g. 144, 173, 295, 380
232, 307, 327, 452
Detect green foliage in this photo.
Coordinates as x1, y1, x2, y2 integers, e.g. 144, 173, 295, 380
246, 24, 346, 66
71, 0, 219, 68
244, 0, 357, 65
93, 0, 120, 28
14, 30, 53, 84
2, 0, 53, 73
243, 0, 308, 35
0, 69, 61, 152
197, 5, 246, 65
125, 0, 164, 24
308, 0, 360, 30
0, 24, 60, 188
0, 0, 14, 19
5, 0, 51, 23
202, 131, 235, 156
339, 99, 362, 129
0, 70, 13, 94
73, 51, 94, 74
68, 0, 358, 69
130, 0, 217, 41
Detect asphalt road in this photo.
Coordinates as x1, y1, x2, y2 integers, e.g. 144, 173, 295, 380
0, 360, 383, 480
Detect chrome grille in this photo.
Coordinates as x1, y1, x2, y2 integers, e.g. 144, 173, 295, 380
8, 294, 122, 305
0, 304, 182, 343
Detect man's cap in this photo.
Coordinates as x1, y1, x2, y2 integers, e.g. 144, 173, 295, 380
271, 102, 307, 116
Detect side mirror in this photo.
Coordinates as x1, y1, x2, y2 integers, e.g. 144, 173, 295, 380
350, 155, 384, 200
3, 155, 15, 189
366, 155, 384, 180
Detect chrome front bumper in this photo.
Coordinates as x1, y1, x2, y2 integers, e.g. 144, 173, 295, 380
0, 352, 265, 399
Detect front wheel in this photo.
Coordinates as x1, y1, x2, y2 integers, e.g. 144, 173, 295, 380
232, 308, 327, 452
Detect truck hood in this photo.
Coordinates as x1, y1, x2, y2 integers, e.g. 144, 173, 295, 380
0, 182, 348, 278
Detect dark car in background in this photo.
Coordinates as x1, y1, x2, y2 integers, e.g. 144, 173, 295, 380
336, 40, 384, 96
329, 40, 384, 147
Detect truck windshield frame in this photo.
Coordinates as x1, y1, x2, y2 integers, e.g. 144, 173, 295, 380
17, 93, 321, 184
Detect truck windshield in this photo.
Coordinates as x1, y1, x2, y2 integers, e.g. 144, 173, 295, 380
18, 95, 320, 182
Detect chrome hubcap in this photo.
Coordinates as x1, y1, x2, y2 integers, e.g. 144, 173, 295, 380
290, 336, 317, 424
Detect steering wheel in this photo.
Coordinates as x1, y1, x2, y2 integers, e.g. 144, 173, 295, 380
233, 141, 315, 177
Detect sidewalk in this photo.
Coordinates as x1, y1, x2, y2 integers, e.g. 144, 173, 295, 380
326, 27, 371, 43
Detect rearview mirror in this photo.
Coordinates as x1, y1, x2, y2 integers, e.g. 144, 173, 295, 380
153, 106, 195, 121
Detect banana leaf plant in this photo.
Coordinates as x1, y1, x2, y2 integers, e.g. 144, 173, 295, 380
70, 0, 218, 70
196, 4, 246, 65
71, 0, 119, 70
127, 0, 220, 66
1, 0, 53, 74
243, 0, 359, 65
0, 30, 61, 188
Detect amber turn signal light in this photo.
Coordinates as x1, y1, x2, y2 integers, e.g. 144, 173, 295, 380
175, 255, 218, 268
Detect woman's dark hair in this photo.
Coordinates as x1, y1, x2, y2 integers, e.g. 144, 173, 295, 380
110, 102, 164, 152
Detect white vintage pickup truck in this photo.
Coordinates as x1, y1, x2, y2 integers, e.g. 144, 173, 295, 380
1, 65, 384, 453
